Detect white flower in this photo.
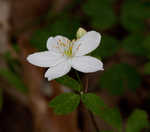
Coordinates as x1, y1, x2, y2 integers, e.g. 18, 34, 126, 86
27, 29, 104, 81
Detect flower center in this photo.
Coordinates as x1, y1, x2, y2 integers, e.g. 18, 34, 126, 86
57, 39, 75, 57
64, 46, 73, 57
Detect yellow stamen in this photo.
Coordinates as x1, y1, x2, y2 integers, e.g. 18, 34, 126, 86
56, 38, 75, 57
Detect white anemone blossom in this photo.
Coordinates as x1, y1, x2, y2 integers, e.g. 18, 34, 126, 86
27, 29, 104, 81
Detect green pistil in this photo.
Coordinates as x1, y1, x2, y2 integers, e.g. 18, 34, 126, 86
64, 49, 72, 57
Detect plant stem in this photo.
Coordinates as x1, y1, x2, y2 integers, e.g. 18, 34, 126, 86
75, 71, 83, 91
75, 71, 81, 84
75, 71, 100, 132
84, 76, 100, 132
85, 77, 88, 93
89, 111, 100, 132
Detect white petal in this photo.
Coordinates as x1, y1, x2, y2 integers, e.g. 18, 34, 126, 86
71, 56, 103, 73
46, 36, 70, 53
46, 37, 57, 51
45, 61, 71, 81
55, 35, 70, 44
73, 31, 101, 56
27, 51, 65, 67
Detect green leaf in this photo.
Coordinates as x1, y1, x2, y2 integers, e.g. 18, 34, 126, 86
81, 93, 106, 114
121, 0, 150, 32
100, 63, 141, 95
81, 93, 122, 132
83, 0, 116, 30
49, 93, 80, 115
0, 69, 28, 93
100, 108, 122, 132
126, 109, 149, 132
55, 75, 81, 92
0, 88, 3, 111
122, 34, 148, 56
91, 36, 120, 58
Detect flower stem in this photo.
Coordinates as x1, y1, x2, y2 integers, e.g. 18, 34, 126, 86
84, 75, 100, 132
89, 111, 100, 132
85, 77, 88, 93
75, 71, 81, 84
75, 71, 100, 132
75, 71, 83, 91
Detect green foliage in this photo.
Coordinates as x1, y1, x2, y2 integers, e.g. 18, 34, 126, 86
3, 52, 21, 73
49, 93, 80, 115
49, 16, 80, 39
101, 131, 114, 132
12, 43, 20, 53
121, 0, 150, 32
100, 63, 141, 95
81, 93, 122, 132
126, 109, 149, 132
122, 34, 149, 56
83, 0, 116, 30
100, 108, 122, 132
91, 36, 120, 58
0, 88, 3, 111
0, 69, 28, 93
30, 16, 80, 51
30, 28, 51, 51
81, 93, 106, 114
144, 62, 150, 74
1, 52, 27, 93
55, 75, 81, 92
143, 36, 150, 57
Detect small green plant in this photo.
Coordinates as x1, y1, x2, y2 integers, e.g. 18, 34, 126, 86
26, 27, 149, 132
